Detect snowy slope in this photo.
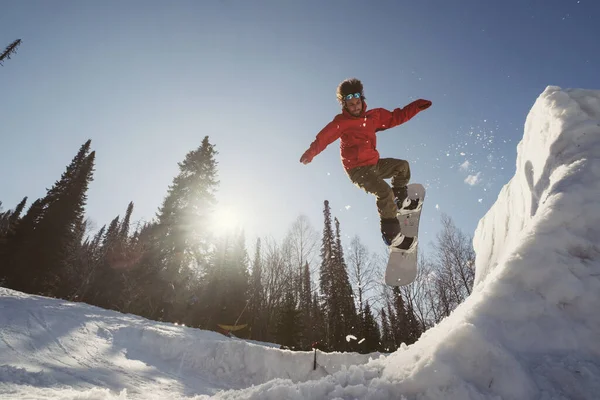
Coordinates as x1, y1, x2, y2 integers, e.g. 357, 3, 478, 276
0, 288, 376, 399
1, 86, 600, 399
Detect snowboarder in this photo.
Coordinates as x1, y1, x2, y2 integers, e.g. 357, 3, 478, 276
300, 78, 432, 251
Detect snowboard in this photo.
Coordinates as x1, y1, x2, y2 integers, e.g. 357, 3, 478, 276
384, 183, 425, 286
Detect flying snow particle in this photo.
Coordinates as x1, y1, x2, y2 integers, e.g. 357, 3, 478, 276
465, 172, 481, 186
435, 204, 440, 210
478, 199, 483, 203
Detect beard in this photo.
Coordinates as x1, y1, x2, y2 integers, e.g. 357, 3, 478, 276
346, 105, 362, 117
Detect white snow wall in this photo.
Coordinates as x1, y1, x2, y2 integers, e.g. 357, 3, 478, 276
473, 86, 600, 286
374, 86, 600, 399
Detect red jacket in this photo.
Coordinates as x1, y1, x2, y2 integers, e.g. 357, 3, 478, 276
303, 100, 425, 170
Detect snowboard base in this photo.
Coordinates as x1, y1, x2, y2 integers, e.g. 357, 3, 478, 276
384, 183, 425, 286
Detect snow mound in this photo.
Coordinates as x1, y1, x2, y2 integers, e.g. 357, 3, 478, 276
474, 86, 600, 285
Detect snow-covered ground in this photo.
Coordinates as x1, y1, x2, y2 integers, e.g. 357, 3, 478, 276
0, 287, 377, 399
1, 86, 600, 399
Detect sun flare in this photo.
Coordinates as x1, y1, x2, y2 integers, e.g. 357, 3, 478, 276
210, 205, 241, 236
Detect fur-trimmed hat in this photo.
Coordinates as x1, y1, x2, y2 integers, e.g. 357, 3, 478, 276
336, 78, 365, 104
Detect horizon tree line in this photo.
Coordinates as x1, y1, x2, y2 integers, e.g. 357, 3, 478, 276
0, 137, 475, 353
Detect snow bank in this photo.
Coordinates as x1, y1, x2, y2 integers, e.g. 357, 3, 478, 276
474, 86, 600, 286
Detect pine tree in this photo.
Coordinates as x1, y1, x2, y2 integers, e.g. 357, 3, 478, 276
0, 203, 7, 283
123, 221, 165, 320
223, 230, 250, 332
201, 230, 250, 333
62, 214, 90, 300
317, 201, 358, 352
0, 39, 21, 66
90, 225, 107, 252
311, 291, 327, 350
56, 152, 96, 298
276, 292, 303, 349
3, 141, 94, 296
0, 202, 6, 234
0, 197, 27, 284
331, 217, 358, 351
404, 299, 423, 344
2, 199, 45, 292
318, 200, 336, 349
40, 144, 95, 296
0, 197, 27, 236
154, 136, 218, 320
92, 216, 123, 309
319, 201, 335, 298
360, 301, 381, 353
72, 223, 105, 303
380, 308, 394, 352
119, 201, 134, 243
391, 286, 411, 347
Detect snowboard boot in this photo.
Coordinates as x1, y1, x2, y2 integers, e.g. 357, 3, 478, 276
393, 186, 422, 215
381, 218, 418, 252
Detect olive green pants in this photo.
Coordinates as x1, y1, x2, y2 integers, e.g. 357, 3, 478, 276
346, 158, 410, 220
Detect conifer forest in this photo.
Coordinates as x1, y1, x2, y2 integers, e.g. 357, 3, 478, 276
0, 138, 474, 353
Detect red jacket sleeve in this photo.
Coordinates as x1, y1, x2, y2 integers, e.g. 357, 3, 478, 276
306, 118, 342, 159
374, 101, 422, 131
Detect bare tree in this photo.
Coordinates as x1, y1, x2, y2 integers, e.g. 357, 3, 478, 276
260, 237, 294, 340
283, 215, 319, 279
399, 253, 437, 330
382, 214, 476, 331
347, 235, 380, 314
430, 213, 475, 319
1, 39, 22, 66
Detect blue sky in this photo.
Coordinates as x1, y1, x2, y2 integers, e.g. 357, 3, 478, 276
2, 0, 599, 258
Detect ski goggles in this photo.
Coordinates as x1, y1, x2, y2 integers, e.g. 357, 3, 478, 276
343, 92, 362, 101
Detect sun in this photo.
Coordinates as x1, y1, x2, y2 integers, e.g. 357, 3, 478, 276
210, 205, 242, 236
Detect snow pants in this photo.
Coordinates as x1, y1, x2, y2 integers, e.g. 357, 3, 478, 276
346, 158, 411, 221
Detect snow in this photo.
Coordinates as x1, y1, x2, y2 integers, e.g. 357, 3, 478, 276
464, 172, 482, 186
0, 288, 374, 399
2, 86, 600, 399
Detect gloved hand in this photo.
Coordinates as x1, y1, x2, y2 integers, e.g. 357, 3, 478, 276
414, 99, 432, 110
300, 149, 313, 164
